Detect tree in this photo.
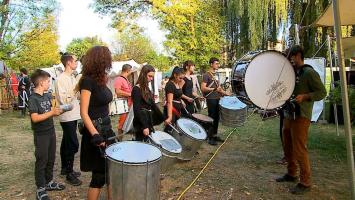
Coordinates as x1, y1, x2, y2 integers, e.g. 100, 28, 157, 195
92, 0, 225, 70
0, 0, 58, 61
7, 15, 60, 71
66, 36, 106, 59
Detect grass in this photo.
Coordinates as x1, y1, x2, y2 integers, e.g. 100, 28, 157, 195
0, 109, 354, 199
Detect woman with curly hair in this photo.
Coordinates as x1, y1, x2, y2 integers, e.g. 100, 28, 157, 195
78, 46, 116, 200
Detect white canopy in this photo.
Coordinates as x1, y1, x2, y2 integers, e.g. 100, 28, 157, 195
108, 59, 141, 78
315, 0, 355, 26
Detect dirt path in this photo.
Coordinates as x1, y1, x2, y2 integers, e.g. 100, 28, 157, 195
0, 110, 351, 200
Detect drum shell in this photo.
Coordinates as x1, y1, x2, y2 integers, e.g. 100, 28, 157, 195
170, 127, 204, 161
191, 114, 213, 133
107, 155, 161, 200
160, 152, 179, 173
220, 105, 247, 127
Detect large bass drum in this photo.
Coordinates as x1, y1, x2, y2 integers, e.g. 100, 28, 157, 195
231, 51, 295, 110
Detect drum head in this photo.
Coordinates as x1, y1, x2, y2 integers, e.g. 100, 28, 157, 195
105, 141, 162, 164
219, 96, 247, 110
191, 113, 213, 123
176, 118, 207, 140
244, 51, 295, 110
150, 131, 182, 154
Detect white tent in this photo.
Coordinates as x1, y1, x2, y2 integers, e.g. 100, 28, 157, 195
314, 0, 355, 26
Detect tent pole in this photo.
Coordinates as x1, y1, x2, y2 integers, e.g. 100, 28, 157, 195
295, 24, 300, 45
332, 0, 355, 198
327, 35, 339, 136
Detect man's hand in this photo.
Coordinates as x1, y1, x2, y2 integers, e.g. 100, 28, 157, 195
295, 94, 309, 104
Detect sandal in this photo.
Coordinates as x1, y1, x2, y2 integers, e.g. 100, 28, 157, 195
36, 187, 50, 200
46, 181, 65, 191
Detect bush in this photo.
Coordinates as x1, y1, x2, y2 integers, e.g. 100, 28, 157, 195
328, 81, 355, 122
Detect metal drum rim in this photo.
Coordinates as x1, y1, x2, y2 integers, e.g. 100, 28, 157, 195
105, 141, 162, 165
176, 117, 207, 141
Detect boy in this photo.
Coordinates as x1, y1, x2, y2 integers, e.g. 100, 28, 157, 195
56, 53, 82, 186
28, 69, 65, 200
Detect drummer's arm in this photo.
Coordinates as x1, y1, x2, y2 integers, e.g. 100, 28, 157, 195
201, 82, 215, 93
181, 94, 193, 102
166, 93, 173, 122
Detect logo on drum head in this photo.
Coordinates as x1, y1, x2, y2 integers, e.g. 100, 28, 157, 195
266, 81, 287, 102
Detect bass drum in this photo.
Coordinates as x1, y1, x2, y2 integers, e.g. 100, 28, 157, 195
231, 51, 295, 110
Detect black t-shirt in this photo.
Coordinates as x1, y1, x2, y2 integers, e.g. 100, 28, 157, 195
28, 92, 54, 135
79, 76, 113, 119
132, 86, 155, 129
18, 76, 30, 91
165, 81, 183, 101
202, 72, 220, 99
182, 77, 194, 98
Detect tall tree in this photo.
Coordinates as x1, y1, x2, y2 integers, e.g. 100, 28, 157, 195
66, 36, 106, 59
7, 15, 60, 71
0, 0, 57, 60
93, 0, 225, 70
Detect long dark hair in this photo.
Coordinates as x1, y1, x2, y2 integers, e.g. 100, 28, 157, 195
136, 65, 155, 101
182, 60, 194, 72
169, 66, 184, 81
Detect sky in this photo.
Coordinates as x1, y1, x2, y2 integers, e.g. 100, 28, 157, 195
58, 0, 166, 52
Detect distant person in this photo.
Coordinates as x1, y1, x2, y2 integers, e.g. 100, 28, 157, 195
78, 46, 116, 200
160, 76, 169, 91
114, 64, 133, 140
18, 68, 30, 116
201, 57, 229, 145
275, 45, 326, 195
28, 69, 65, 200
55, 52, 82, 186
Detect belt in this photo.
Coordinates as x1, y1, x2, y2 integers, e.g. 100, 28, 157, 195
92, 115, 110, 125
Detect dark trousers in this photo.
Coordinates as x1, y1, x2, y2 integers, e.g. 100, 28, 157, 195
206, 99, 220, 138
34, 132, 56, 188
60, 121, 79, 173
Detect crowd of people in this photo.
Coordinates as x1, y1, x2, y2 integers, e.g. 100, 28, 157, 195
23, 44, 325, 200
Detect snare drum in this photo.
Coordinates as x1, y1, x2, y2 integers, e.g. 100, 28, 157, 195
219, 96, 247, 127
231, 51, 295, 110
149, 131, 182, 172
170, 118, 207, 160
106, 141, 162, 200
109, 98, 129, 115
191, 113, 213, 133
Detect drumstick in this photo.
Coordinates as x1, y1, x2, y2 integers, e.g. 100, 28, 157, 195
167, 123, 181, 134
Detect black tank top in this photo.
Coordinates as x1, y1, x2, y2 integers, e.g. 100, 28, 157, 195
182, 77, 193, 98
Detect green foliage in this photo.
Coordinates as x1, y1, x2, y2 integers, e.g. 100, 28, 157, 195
113, 32, 171, 70
66, 36, 106, 59
328, 81, 355, 121
6, 15, 60, 71
0, 0, 58, 61
92, 0, 225, 70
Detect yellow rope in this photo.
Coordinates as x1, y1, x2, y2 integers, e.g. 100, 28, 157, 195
177, 127, 238, 200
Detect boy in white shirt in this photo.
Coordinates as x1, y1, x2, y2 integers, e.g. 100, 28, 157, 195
55, 53, 82, 186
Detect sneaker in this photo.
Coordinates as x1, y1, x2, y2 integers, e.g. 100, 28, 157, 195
61, 169, 81, 177
214, 136, 225, 143
275, 174, 297, 182
46, 181, 65, 191
290, 183, 311, 195
36, 187, 50, 200
66, 172, 82, 186
208, 137, 218, 146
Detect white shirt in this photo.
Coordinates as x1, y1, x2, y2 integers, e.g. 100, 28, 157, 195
55, 72, 81, 122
